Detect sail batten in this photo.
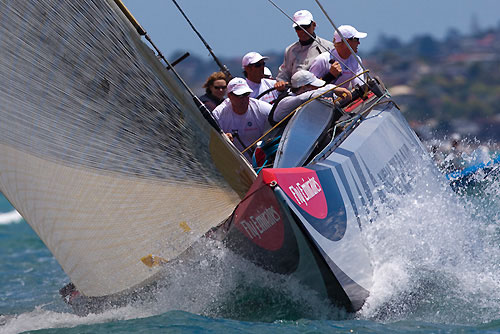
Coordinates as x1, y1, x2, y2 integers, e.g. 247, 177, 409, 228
0, 0, 254, 297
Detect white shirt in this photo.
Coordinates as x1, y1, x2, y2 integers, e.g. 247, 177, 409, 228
272, 84, 338, 123
276, 37, 334, 83
213, 98, 272, 160
246, 78, 279, 104
309, 49, 365, 89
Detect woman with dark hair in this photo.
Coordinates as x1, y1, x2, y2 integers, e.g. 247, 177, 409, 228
199, 72, 228, 111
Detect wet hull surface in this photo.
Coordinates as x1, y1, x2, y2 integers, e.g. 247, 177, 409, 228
225, 102, 429, 311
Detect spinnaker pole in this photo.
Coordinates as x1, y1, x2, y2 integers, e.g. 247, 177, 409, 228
170, 0, 232, 80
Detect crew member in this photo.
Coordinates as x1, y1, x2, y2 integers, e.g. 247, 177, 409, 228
242, 52, 283, 104
276, 10, 334, 83
199, 71, 228, 111
213, 77, 272, 160
270, 70, 351, 125
309, 25, 367, 89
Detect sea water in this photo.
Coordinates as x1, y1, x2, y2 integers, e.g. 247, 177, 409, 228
1, 149, 500, 334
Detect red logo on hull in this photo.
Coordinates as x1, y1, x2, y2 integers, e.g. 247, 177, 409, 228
239, 206, 281, 240
234, 185, 284, 251
262, 168, 327, 219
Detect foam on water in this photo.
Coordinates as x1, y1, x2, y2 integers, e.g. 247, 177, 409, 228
148, 239, 347, 322
0, 304, 156, 334
1, 145, 499, 332
0, 238, 346, 333
0, 211, 22, 225
358, 148, 500, 324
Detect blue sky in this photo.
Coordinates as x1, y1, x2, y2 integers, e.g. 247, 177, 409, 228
123, 0, 500, 60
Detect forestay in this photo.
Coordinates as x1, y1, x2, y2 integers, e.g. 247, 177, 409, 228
0, 0, 255, 297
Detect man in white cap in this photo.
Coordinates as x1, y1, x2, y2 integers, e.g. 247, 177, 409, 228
213, 77, 272, 160
276, 10, 334, 83
242, 51, 283, 104
270, 70, 351, 125
309, 25, 367, 89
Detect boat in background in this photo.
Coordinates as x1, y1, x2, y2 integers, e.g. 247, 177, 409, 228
426, 137, 500, 192
446, 155, 500, 192
0, 0, 445, 314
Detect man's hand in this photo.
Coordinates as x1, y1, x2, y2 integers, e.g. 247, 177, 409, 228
224, 132, 234, 142
274, 81, 287, 92
334, 87, 352, 101
329, 61, 342, 78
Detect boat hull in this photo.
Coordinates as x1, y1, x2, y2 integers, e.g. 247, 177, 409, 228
224, 101, 430, 311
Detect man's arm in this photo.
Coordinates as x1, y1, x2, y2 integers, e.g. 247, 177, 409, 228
276, 62, 291, 83
350, 56, 366, 87
276, 45, 293, 82
310, 52, 343, 85
315, 84, 352, 99
322, 61, 342, 84
309, 53, 327, 79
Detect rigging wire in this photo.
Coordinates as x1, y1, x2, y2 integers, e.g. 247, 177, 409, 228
265, 0, 359, 81
112, 0, 222, 132
170, 0, 232, 80
313, 0, 371, 83
241, 70, 369, 155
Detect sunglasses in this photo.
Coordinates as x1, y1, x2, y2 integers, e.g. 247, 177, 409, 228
294, 23, 312, 31
213, 85, 227, 90
347, 37, 360, 42
231, 92, 250, 97
250, 62, 265, 68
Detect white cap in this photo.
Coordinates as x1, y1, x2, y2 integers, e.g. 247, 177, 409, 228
264, 67, 272, 77
242, 52, 269, 68
292, 10, 313, 28
334, 25, 367, 43
227, 77, 253, 95
291, 70, 325, 88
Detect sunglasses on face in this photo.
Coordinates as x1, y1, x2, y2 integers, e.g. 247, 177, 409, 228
213, 85, 227, 90
295, 23, 312, 31
347, 37, 360, 42
232, 92, 250, 97
250, 62, 265, 68
294, 23, 312, 31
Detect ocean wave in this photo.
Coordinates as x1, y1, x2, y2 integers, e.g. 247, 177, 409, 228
0, 304, 154, 334
0, 210, 23, 225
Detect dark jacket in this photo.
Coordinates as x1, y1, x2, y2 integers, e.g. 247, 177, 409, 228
199, 93, 224, 111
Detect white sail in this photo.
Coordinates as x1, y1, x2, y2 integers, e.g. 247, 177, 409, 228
0, 0, 255, 297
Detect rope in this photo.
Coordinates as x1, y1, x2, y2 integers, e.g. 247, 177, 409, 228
241, 70, 370, 154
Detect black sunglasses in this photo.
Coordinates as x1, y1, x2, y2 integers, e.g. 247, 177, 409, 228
250, 62, 265, 68
294, 23, 312, 31
213, 85, 227, 90
230, 92, 250, 97
347, 37, 360, 42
